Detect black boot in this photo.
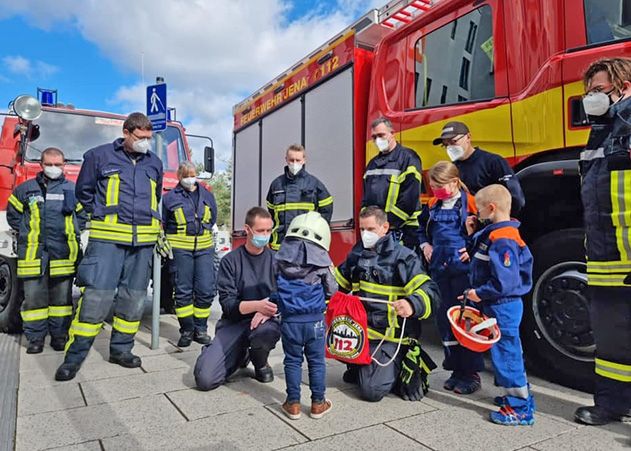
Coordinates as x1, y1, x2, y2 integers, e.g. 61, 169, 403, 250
177, 331, 194, 348
574, 405, 627, 425
50, 336, 67, 352
254, 364, 274, 383
55, 362, 80, 381
109, 352, 142, 368
26, 339, 44, 354
193, 330, 212, 345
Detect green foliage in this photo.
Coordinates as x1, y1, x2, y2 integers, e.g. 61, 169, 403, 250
196, 161, 232, 229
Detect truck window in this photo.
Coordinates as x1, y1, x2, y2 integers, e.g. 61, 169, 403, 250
414, 5, 494, 108
584, 0, 631, 45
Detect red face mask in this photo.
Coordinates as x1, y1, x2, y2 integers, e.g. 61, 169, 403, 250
433, 187, 452, 200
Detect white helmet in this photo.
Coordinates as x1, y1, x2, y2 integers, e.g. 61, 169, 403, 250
285, 212, 331, 251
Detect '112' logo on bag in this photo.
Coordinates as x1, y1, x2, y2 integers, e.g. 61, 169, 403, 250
327, 315, 365, 359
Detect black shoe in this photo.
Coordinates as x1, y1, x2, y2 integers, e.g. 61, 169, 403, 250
193, 331, 212, 345
574, 406, 625, 425
254, 365, 274, 383
55, 362, 80, 381
343, 367, 359, 385
109, 353, 142, 368
177, 331, 193, 348
50, 336, 67, 352
26, 340, 44, 354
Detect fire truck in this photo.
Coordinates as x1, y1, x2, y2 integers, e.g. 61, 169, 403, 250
0, 88, 214, 334
231, 0, 631, 389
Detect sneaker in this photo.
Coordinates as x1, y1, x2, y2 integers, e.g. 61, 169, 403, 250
490, 405, 535, 426
443, 372, 460, 391
281, 401, 301, 420
310, 399, 333, 419
454, 373, 481, 395
493, 396, 508, 407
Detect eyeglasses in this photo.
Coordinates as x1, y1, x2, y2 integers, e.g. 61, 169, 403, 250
130, 131, 153, 142
441, 135, 464, 147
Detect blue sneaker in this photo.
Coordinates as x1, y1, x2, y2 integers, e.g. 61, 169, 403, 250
490, 405, 535, 426
493, 396, 507, 407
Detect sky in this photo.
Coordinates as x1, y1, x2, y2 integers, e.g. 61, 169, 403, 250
0, 0, 383, 169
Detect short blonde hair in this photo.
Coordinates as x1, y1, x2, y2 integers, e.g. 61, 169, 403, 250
177, 161, 197, 179
428, 161, 469, 192
286, 144, 305, 155
475, 184, 511, 214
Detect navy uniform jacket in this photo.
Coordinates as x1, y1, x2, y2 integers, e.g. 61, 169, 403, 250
162, 183, 217, 252
76, 138, 163, 247
7, 172, 86, 278
266, 167, 333, 250
362, 143, 422, 230
334, 233, 440, 343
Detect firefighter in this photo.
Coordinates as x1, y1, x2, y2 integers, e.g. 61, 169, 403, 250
55, 112, 163, 381
432, 121, 525, 216
362, 117, 422, 250
7, 147, 86, 354
334, 206, 440, 402
266, 144, 333, 250
574, 58, 631, 425
162, 161, 217, 347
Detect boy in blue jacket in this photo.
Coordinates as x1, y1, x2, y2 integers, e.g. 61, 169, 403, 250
273, 212, 337, 420
463, 184, 535, 426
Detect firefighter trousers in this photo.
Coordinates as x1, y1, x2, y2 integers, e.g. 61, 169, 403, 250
21, 274, 73, 343
169, 248, 215, 334
63, 241, 153, 366
349, 341, 403, 402
590, 286, 631, 416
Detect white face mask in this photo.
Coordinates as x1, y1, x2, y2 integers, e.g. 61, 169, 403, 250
375, 137, 390, 152
43, 165, 63, 180
361, 230, 381, 249
446, 145, 465, 162
132, 138, 151, 154
288, 162, 303, 175
582, 92, 611, 116
181, 177, 197, 190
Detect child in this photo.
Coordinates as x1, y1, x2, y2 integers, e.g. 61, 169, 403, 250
418, 161, 484, 394
463, 184, 536, 425
273, 211, 337, 420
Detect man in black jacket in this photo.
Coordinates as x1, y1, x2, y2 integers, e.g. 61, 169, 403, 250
194, 207, 281, 391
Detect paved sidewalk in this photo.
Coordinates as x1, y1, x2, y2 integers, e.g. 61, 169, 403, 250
12, 312, 631, 451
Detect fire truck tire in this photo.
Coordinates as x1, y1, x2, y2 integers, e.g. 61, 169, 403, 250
0, 257, 22, 334
160, 263, 175, 314
521, 228, 594, 392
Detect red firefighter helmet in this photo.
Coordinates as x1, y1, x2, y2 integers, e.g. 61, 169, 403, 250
447, 305, 501, 352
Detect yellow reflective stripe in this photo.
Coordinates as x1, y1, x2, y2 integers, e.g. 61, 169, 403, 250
25, 201, 40, 262
106, 173, 120, 207
150, 179, 157, 211
112, 316, 140, 334
65, 214, 79, 264
595, 358, 631, 382
194, 306, 211, 318
75, 202, 84, 213
385, 175, 401, 216
49, 260, 76, 277
8, 194, 23, 213
167, 232, 213, 250
367, 327, 412, 345
587, 260, 631, 272
21, 307, 48, 322
175, 304, 194, 318
174, 207, 187, 226
266, 201, 275, 210
49, 305, 73, 317
334, 267, 351, 291
17, 259, 41, 277
414, 288, 432, 320
358, 280, 406, 296
404, 274, 430, 295
65, 296, 102, 352
318, 196, 333, 207
397, 165, 422, 183
90, 220, 133, 233
610, 170, 631, 261
273, 202, 315, 212
587, 273, 629, 287
203, 205, 211, 223
386, 303, 398, 339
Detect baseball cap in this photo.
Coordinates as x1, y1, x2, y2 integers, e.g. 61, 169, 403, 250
432, 121, 470, 145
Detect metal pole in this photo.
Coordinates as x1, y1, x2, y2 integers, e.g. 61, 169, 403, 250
151, 131, 164, 350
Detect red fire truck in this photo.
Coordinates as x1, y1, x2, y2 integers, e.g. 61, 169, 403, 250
0, 89, 214, 334
231, 0, 631, 389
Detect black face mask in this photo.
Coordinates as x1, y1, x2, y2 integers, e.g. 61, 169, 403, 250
476, 214, 492, 228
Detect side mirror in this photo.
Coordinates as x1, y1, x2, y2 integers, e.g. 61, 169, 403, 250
204, 146, 215, 175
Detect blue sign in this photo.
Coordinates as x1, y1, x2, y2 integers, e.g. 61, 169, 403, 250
146, 83, 167, 131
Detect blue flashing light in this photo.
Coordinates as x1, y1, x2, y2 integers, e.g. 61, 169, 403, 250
37, 88, 58, 106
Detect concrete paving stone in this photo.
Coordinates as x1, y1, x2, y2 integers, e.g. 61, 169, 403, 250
140, 349, 200, 372
386, 398, 578, 451
45, 440, 103, 451
530, 423, 631, 451
101, 406, 306, 450
279, 424, 431, 450
267, 387, 436, 440
300, 359, 358, 394
91, 333, 179, 357
80, 366, 196, 405
18, 383, 85, 417
16, 394, 185, 451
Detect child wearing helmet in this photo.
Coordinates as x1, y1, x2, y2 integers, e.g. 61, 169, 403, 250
418, 161, 485, 395
463, 184, 535, 426
272, 211, 338, 420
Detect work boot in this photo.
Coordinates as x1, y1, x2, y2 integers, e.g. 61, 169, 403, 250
342, 367, 359, 385
26, 339, 44, 354
50, 336, 67, 352
55, 362, 80, 381
177, 331, 194, 348
240, 349, 250, 368
193, 330, 212, 345
281, 401, 301, 420
574, 406, 630, 426
109, 352, 142, 368
310, 399, 333, 419
254, 364, 274, 383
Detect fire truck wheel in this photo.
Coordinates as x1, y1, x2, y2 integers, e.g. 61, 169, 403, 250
522, 228, 594, 393
0, 257, 22, 334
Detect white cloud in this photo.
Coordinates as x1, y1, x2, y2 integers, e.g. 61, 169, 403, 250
2, 55, 59, 78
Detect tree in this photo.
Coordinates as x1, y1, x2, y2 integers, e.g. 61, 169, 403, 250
196, 159, 232, 229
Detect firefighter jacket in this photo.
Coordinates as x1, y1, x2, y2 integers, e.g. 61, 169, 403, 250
334, 233, 439, 344
7, 172, 86, 278
362, 143, 422, 230
469, 220, 533, 305
266, 166, 333, 250
76, 138, 163, 247
162, 183, 217, 251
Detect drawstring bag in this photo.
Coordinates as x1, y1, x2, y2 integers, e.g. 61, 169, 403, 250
325, 292, 371, 365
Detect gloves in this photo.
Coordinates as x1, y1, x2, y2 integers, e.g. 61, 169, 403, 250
398, 343, 437, 401
155, 231, 173, 259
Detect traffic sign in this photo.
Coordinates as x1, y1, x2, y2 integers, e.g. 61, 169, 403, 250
146, 83, 167, 131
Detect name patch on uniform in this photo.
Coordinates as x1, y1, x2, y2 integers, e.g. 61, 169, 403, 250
28, 195, 44, 204
45, 193, 65, 201
503, 251, 511, 267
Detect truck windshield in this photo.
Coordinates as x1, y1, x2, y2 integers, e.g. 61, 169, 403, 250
25, 109, 187, 170
584, 0, 631, 45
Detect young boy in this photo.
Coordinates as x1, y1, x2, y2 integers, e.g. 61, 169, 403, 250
463, 184, 536, 425
272, 212, 337, 420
